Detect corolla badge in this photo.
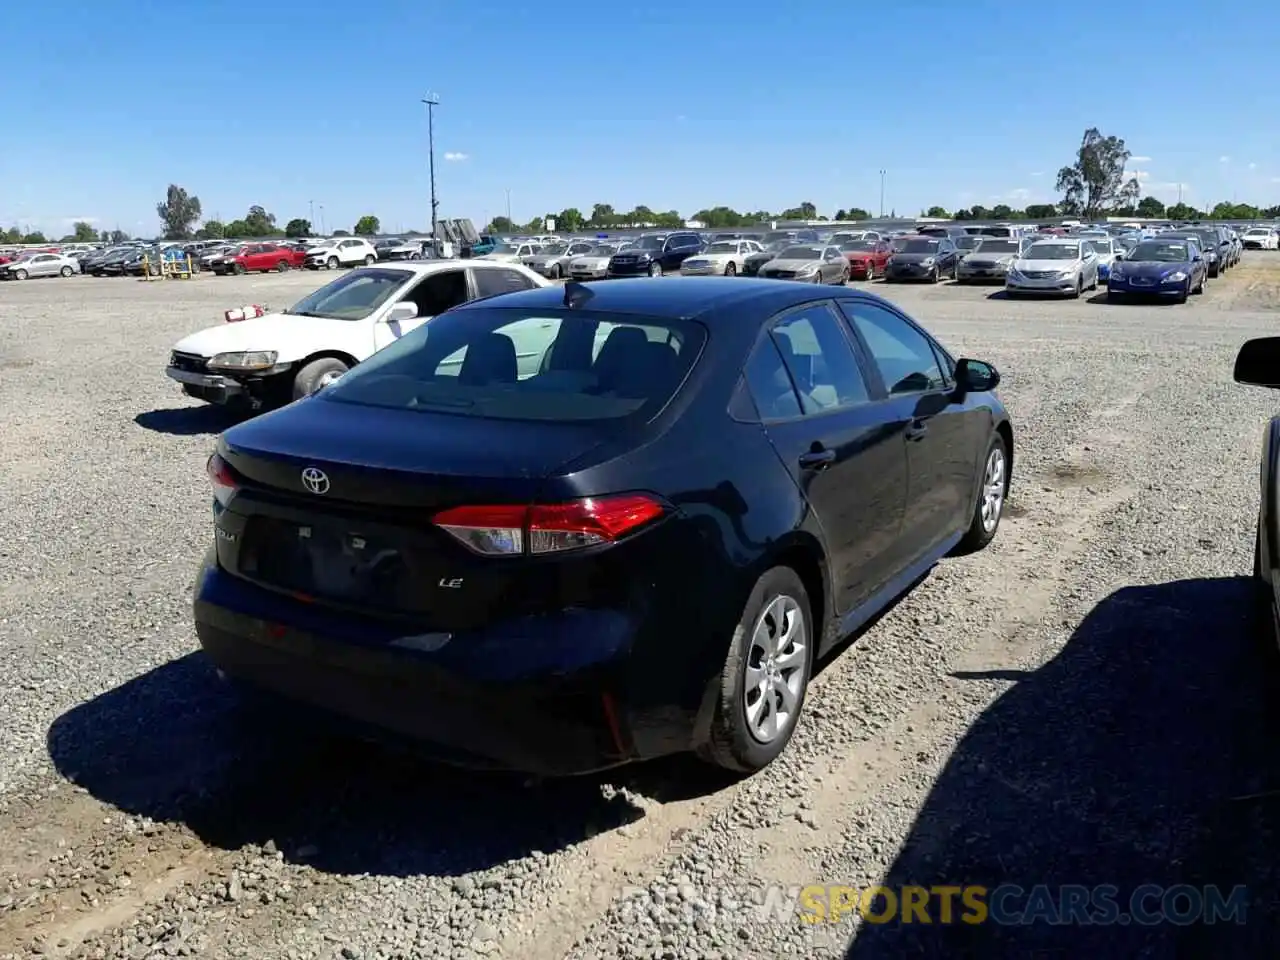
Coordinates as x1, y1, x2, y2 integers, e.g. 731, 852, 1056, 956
301, 467, 330, 495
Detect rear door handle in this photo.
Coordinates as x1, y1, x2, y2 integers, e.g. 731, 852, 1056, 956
905, 419, 929, 441
798, 449, 836, 470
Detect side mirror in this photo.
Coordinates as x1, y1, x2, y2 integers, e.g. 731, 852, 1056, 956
1234, 337, 1280, 388
1113, 253, 1124, 261
955, 357, 1000, 393
384, 302, 418, 325
1192, 254, 1202, 262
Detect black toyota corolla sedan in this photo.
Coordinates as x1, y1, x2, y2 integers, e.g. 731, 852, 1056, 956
194, 277, 1013, 776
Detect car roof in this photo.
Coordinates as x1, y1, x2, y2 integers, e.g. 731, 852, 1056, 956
451, 276, 878, 322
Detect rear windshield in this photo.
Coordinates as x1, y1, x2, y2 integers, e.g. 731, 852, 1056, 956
321, 306, 705, 423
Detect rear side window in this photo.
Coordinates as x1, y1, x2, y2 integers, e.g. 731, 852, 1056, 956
322, 307, 705, 423
769, 304, 870, 413
742, 338, 803, 420
473, 267, 534, 298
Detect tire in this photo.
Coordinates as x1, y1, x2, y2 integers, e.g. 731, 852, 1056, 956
724, 262, 736, 277
1254, 520, 1279, 653
276, 260, 290, 272
811, 272, 821, 283
648, 262, 663, 278
60, 266, 73, 277
326, 256, 339, 270
865, 262, 875, 281
1175, 280, 1189, 304
955, 432, 1008, 554
363, 254, 376, 266
928, 266, 938, 283
696, 565, 814, 774
233, 263, 246, 276
1071, 276, 1082, 298
550, 263, 562, 280
951, 262, 959, 281
11, 269, 25, 280
1194, 272, 1205, 294
292, 357, 350, 400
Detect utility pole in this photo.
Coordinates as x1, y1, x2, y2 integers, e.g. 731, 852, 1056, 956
422, 93, 440, 251
506, 189, 512, 224
319, 205, 325, 236
308, 200, 315, 232
879, 170, 886, 218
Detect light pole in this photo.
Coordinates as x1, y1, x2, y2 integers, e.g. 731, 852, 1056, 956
318, 204, 325, 236
308, 199, 314, 233
879, 170, 886, 218
422, 93, 440, 251
506, 189, 512, 224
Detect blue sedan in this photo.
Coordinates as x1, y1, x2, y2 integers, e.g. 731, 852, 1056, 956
1106, 237, 1207, 304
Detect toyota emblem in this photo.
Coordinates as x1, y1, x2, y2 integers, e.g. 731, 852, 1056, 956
301, 467, 330, 495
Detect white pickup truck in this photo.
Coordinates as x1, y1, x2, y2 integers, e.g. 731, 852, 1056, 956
165, 260, 550, 410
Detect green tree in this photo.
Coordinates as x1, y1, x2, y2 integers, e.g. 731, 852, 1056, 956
22, 232, 47, 244
197, 220, 225, 240
68, 221, 98, 242
556, 208, 585, 232
106, 229, 130, 244
624, 205, 655, 225
953, 208, 973, 221
925, 206, 950, 218
778, 201, 818, 219
588, 203, 617, 228
968, 204, 991, 220
0, 227, 19, 243
1056, 128, 1141, 218
692, 206, 745, 228
844, 208, 870, 221
353, 215, 380, 236
990, 204, 1013, 219
1136, 196, 1166, 218
223, 219, 249, 238
241, 205, 277, 237
332, 229, 351, 237
485, 216, 515, 234
284, 218, 312, 238
156, 184, 203, 240
1165, 202, 1199, 221
522, 216, 544, 232
1023, 203, 1058, 220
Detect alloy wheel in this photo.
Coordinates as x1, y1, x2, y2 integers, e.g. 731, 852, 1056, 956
742, 595, 808, 744
980, 447, 1006, 533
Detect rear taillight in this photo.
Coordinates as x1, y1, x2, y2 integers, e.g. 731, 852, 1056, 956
432, 494, 666, 557
207, 453, 238, 508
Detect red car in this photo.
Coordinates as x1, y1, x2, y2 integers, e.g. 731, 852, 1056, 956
214, 242, 307, 275
840, 239, 893, 280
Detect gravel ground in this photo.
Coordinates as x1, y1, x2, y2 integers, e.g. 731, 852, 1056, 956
2, 258, 1280, 959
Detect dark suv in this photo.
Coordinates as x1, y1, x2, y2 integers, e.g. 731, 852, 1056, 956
606, 232, 704, 278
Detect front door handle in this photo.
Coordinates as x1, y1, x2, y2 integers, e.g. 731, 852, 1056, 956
905, 419, 929, 441
798, 448, 836, 470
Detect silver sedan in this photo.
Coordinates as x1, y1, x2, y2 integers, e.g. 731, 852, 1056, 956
0, 252, 80, 280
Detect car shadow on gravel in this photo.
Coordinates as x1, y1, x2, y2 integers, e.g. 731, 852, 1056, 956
134, 405, 247, 436
843, 575, 1280, 959
46, 652, 732, 879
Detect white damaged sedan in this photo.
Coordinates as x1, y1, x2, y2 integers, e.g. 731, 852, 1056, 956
679, 239, 764, 277
164, 261, 549, 410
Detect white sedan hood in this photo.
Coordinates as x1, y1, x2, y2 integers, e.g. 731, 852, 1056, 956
171, 312, 364, 364
686, 252, 733, 263
571, 256, 610, 270
476, 253, 522, 263
1014, 257, 1082, 272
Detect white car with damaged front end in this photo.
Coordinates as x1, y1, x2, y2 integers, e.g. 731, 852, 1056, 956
164, 261, 550, 410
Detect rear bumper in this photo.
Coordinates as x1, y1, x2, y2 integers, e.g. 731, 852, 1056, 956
193, 554, 670, 775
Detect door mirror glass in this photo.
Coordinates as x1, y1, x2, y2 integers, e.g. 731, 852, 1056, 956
384, 302, 418, 325
1234, 337, 1280, 388
1113, 253, 1124, 261
956, 357, 1000, 393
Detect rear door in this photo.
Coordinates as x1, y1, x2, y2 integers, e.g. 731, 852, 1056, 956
744, 300, 907, 614
836, 298, 981, 563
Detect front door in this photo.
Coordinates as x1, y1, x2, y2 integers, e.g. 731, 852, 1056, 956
372, 267, 470, 352
836, 298, 982, 563
746, 301, 908, 615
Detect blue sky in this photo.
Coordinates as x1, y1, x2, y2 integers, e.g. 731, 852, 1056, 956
2, 0, 1278, 236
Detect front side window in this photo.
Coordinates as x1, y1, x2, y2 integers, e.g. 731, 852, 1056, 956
320, 307, 705, 423
769, 304, 870, 414
837, 300, 946, 395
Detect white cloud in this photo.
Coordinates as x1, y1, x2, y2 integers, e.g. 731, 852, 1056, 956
1128, 168, 1151, 182
1005, 188, 1032, 202
443, 152, 468, 162
1029, 171, 1044, 177
1129, 155, 1152, 163
1249, 162, 1258, 170
62, 216, 98, 223
1219, 155, 1230, 163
